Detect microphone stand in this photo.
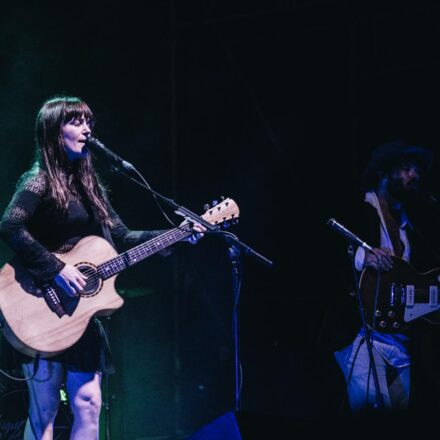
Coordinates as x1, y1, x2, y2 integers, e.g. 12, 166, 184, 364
105, 158, 274, 414
346, 242, 384, 411
102, 316, 112, 440
227, 241, 242, 411
327, 219, 384, 410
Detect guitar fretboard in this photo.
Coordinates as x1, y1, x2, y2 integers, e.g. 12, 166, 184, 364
97, 227, 192, 280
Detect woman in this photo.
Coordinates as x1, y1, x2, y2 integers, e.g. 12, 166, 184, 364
0, 96, 204, 439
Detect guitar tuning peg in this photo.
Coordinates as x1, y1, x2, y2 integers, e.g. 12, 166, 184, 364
203, 204, 210, 211
211, 200, 218, 207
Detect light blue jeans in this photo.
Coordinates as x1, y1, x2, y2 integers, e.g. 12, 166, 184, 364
335, 335, 410, 411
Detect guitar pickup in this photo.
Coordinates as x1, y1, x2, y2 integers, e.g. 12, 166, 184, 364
429, 286, 439, 307
406, 285, 415, 307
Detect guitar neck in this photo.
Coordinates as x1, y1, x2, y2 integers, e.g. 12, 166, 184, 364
98, 228, 192, 279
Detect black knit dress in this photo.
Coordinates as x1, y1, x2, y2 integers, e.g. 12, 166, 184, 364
0, 167, 162, 372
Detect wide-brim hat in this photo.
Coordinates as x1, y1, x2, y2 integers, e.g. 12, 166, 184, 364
361, 140, 433, 189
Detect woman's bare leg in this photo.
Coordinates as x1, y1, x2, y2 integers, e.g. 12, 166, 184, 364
66, 370, 102, 440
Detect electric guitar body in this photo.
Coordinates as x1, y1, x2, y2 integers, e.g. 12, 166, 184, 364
360, 256, 440, 333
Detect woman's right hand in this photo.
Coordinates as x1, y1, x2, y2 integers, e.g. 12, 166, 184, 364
364, 247, 393, 271
54, 264, 87, 297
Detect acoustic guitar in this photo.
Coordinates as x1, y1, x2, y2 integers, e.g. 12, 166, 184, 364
359, 256, 440, 333
0, 198, 239, 358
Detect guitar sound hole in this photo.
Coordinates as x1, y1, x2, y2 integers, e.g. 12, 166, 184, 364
76, 264, 102, 297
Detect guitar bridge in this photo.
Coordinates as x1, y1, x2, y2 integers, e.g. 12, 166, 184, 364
43, 284, 66, 318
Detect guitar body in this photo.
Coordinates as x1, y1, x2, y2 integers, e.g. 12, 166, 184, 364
0, 197, 240, 358
360, 256, 440, 333
0, 235, 124, 358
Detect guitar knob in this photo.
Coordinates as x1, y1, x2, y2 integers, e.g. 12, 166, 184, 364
392, 322, 400, 329
375, 310, 382, 317
203, 204, 210, 211
379, 320, 387, 328
211, 200, 218, 207
220, 196, 225, 201
388, 310, 395, 318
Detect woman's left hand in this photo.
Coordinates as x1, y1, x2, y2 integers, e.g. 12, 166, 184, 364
181, 221, 206, 244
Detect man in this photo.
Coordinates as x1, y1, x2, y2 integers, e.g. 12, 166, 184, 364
334, 140, 435, 412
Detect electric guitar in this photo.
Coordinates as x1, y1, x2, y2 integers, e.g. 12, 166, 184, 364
0, 198, 239, 358
359, 256, 440, 333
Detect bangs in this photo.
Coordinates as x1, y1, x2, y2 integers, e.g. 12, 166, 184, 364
62, 100, 94, 126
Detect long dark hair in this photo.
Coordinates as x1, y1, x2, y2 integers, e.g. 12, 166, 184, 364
34, 95, 112, 225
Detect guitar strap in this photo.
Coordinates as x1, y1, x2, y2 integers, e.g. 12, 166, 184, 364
94, 317, 115, 375
101, 223, 115, 248
377, 197, 404, 258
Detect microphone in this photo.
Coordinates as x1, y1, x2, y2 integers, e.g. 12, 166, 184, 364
85, 136, 135, 172
327, 218, 373, 252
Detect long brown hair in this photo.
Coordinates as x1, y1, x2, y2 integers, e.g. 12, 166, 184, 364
34, 95, 112, 225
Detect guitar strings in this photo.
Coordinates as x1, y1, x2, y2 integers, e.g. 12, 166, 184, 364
65, 206, 234, 288
78, 204, 233, 280
70, 226, 193, 286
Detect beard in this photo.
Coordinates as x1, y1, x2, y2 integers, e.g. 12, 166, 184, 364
388, 175, 420, 203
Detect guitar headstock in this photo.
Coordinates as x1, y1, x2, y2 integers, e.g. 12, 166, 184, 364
201, 198, 239, 227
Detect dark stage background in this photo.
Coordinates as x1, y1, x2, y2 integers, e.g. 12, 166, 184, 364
1, 1, 440, 438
